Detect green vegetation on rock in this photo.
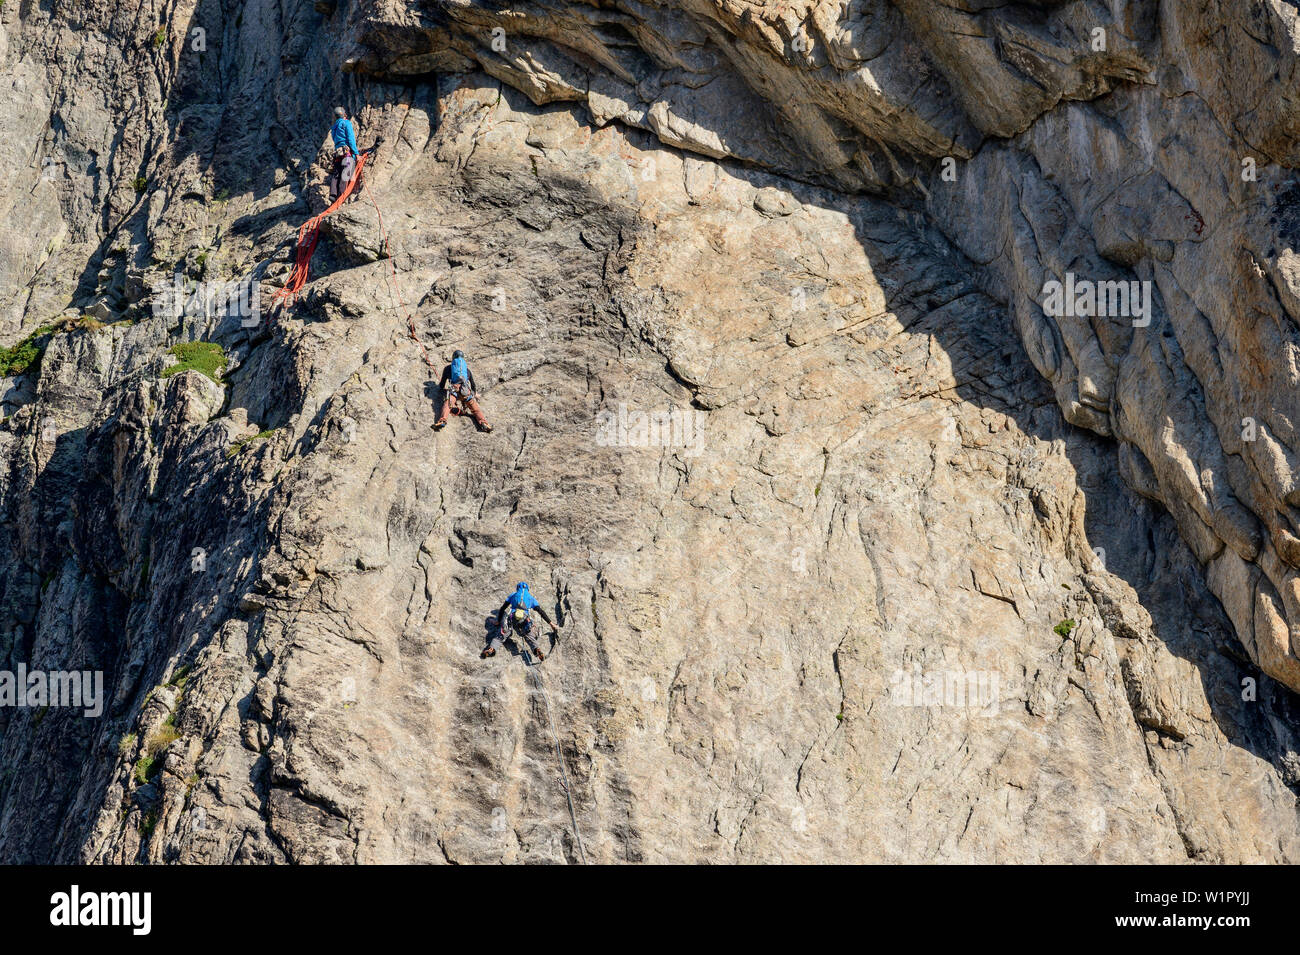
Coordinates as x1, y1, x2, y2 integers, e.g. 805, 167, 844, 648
133, 718, 180, 785
0, 324, 57, 378
161, 341, 227, 383
227, 428, 276, 457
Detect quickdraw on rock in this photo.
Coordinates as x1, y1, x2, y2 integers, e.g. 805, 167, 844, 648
362, 182, 439, 373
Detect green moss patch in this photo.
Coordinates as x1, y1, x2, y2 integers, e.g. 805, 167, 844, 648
161, 341, 227, 383
227, 428, 276, 457
0, 324, 58, 378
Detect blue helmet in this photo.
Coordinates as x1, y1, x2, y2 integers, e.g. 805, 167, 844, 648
510, 582, 533, 611
450, 352, 469, 384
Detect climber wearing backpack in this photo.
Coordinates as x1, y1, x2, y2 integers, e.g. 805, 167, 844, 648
434, 350, 493, 432
483, 582, 559, 660
328, 107, 359, 202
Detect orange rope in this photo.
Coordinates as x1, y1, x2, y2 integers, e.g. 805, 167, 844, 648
272, 151, 372, 307
273, 144, 439, 375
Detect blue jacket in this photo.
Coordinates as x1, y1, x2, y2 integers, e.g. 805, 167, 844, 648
331, 118, 357, 155
497, 583, 553, 633
508, 588, 540, 612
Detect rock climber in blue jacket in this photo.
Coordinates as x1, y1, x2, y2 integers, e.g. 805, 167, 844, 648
329, 107, 360, 201
483, 582, 558, 660
434, 350, 492, 432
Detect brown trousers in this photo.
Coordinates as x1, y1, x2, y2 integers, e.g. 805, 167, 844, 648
436, 383, 490, 429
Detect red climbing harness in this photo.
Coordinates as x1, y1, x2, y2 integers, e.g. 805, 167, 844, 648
272, 151, 372, 307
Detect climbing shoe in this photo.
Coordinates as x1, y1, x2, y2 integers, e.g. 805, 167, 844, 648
533, 647, 546, 662
481, 647, 495, 658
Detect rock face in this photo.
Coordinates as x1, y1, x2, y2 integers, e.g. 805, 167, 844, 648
1, 0, 1299, 863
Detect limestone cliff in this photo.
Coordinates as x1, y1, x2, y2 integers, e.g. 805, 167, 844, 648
1, 0, 1299, 863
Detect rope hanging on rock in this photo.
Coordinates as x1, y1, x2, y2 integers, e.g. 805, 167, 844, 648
362, 179, 440, 372
272, 151, 372, 307
530, 665, 589, 864
271, 132, 439, 375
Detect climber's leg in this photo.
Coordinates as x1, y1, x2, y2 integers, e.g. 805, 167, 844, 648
481, 626, 505, 659
516, 617, 544, 660
464, 396, 492, 433
340, 151, 356, 197
328, 155, 343, 202
349, 157, 365, 202
433, 392, 456, 429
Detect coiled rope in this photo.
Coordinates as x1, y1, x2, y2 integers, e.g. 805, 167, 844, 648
271, 151, 372, 307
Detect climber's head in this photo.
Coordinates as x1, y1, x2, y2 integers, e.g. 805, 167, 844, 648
515, 582, 529, 598
453, 349, 465, 360
334, 106, 347, 120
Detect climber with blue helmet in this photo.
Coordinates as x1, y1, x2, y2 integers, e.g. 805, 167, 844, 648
434, 349, 493, 432
483, 581, 558, 660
